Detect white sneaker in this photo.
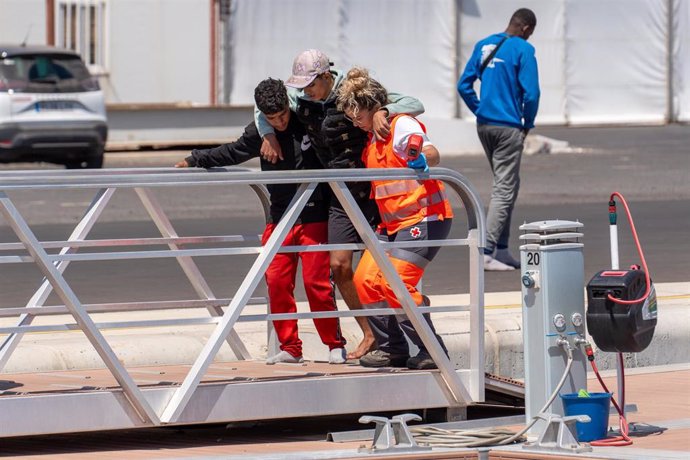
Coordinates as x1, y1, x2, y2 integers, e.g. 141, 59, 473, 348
328, 347, 347, 364
495, 248, 521, 269
266, 350, 303, 365
484, 254, 516, 271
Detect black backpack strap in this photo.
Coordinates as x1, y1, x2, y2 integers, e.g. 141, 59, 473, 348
480, 36, 509, 76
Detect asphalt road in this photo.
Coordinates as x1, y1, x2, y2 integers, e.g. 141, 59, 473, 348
1, 124, 688, 308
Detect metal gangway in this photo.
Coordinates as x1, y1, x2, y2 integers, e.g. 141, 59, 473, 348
0, 167, 486, 437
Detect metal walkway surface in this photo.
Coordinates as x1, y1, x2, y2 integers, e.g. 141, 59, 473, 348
0, 167, 486, 437
0, 361, 467, 437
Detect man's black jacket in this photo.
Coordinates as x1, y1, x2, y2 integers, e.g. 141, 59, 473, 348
186, 114, 329, 224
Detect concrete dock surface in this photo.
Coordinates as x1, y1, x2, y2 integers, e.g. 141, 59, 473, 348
2, 281, 687, 376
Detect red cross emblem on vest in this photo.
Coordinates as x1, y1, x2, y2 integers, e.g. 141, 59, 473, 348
410, 226, 422, 239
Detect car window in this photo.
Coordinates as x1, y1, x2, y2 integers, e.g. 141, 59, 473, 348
0, 54, 100, 93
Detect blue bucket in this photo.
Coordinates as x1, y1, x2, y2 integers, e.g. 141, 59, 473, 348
560, 392, 612, 442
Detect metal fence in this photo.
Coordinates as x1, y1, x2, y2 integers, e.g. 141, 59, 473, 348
0, 167, 486, 436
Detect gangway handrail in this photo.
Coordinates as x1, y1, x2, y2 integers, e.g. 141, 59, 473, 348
0, 238, 472, 263
0, 167, 483, 231
0, 166, 486, 436
0, 167, 484, 248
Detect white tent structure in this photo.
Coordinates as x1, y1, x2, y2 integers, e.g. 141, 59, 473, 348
227, 0, 690, 124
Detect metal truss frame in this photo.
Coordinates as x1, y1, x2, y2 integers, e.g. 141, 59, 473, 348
0, 166, 486, 436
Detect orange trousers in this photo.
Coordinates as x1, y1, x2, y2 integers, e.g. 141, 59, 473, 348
354, 251, 424, 309
353, 219, 451, 355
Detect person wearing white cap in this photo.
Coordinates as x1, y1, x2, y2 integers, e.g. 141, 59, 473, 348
254, 49, 425, 360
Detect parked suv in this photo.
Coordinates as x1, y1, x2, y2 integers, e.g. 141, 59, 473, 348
0, 45, 107, 168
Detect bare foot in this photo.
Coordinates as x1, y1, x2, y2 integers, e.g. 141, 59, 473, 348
346, 336, 376, 360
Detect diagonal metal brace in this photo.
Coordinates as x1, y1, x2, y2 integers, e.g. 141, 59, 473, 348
0, 188, 115, 371
0, 191, 160, 425
134, 188, 251, 360
160, 182, 316, 423
330, 180, 472, 407
358, 413, 430, 453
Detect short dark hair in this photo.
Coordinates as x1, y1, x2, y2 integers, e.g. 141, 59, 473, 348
254, 78, 289, 115
510, 8, 537, 29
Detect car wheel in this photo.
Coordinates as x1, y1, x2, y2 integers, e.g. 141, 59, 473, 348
65, 148, 104, 169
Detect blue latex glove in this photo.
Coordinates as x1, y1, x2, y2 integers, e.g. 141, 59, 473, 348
407, 153, 429, 172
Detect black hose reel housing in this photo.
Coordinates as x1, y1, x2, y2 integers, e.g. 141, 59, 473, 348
586, 269, 657, 352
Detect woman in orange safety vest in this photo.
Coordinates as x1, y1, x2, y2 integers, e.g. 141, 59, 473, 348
336, 67, 452, 370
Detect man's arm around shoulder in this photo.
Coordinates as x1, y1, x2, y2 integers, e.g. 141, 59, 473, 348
385, 92, 425, 117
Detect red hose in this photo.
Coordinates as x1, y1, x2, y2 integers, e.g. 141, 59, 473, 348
607, 192, 651, 305
589, 354, 633, 446
586, 192, 647, 447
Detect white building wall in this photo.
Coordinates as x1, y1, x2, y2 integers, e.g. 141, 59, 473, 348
229, 0, 457, 118
230, 0, 685, 126
564, 0, 669, 125
1, 0, 688, 126
526, 0, 566, 124
340, 0, 456, 119
0, 0, 46, 45
105, 0, 211, 104
227, 0, 341, 106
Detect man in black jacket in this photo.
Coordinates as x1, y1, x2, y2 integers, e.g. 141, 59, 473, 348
175, 78, 347, 365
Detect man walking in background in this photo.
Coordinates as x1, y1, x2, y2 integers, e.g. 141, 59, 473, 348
457, 8, 540, 271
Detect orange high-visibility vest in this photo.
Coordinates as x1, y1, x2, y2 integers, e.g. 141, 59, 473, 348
363, 115, 453, 234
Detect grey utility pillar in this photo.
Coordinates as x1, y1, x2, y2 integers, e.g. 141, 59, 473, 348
519, 220, 588, 430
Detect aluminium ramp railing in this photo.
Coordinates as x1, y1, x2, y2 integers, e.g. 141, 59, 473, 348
0, 167, 486, 433
0, 168, 269, 425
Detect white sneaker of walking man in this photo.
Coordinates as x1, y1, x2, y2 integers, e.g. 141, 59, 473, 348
494, 248, 520, 269
483, 254, 516, 271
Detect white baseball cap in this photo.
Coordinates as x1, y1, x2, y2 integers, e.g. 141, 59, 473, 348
285, 49, 333, 88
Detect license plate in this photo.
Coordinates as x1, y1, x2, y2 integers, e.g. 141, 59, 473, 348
35, 101, 76, 111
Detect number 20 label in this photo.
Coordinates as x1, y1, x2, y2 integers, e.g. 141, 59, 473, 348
526, 252, 540, 266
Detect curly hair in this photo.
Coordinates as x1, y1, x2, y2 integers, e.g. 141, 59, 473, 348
254, 78, 289, 115
336, 67, 388, 119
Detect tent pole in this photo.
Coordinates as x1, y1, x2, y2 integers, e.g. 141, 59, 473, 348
667, 0, 674, 123
454, 0, 461, 119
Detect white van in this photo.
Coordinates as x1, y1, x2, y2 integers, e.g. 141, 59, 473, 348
0, 45, 107, 168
